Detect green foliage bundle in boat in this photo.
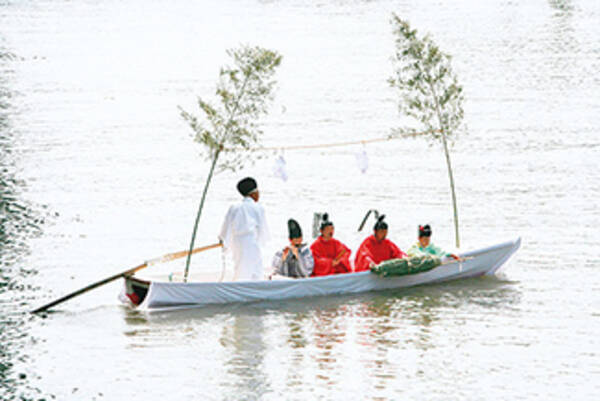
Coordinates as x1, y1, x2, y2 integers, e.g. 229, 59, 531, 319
370, 256, 441, 277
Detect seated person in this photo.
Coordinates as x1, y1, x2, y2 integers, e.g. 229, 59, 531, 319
310, 213, 352, 276
354, 215, 407, 271
407, 225, 460, 260
271, 219, 314, 278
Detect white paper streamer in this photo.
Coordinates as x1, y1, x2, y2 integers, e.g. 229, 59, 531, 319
273, 154, 288, 181
355, 147, 368, 174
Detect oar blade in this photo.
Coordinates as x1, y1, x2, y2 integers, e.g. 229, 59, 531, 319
30, 263, 147, 314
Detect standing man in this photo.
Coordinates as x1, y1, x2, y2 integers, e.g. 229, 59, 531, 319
354, 215, 407, 271
310, 213, 352, 276
219, 177, 270, 281
271, 219, 314, 278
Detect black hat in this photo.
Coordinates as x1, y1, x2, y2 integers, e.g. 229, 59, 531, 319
237, 177, 257, 196
374, 215, 388, 231
288, 219, 302, 239
320, 213, 333, 230
418, 224, 432, 237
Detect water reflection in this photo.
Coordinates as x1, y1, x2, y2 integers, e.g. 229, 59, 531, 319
544, 0, 581, 91
221, 315, 270, 400
118, 276, 519, 398
0, 51, 45, 271
0, 44, 23, 399
548, 0, 574, 13
0, 44, 49, 400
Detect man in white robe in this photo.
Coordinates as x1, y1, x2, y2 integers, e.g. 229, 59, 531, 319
219, 177, 270, 281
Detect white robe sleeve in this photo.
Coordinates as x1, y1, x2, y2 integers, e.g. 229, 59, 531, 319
219, 205, 236, 249
256, 203, 270, 247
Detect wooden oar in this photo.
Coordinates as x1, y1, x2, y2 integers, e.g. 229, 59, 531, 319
31, 242, 222, 314
145, 242, 222, 266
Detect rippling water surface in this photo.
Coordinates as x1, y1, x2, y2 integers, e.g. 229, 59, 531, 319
1, 0, 599, 399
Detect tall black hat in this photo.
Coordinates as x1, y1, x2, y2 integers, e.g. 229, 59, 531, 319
418, 224, 432, 237
320, 213, 333, 230
288, 219, 302, 239
374, 215, 388, 231
237, 177, 257, 196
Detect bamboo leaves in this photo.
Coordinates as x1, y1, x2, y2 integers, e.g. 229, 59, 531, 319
389, 15, 464, 247
179, 45, 282, 171
389, 15, 464, 144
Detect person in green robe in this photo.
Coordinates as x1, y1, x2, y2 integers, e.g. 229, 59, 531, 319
407, 225, 460, 260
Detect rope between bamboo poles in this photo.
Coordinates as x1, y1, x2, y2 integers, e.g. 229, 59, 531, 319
227, 130, 439, 152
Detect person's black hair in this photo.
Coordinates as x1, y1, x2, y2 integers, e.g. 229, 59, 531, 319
237, 177, 257, 196
320, 213, 333, 230
418, 224, 432, 237
374, 214, 388, 231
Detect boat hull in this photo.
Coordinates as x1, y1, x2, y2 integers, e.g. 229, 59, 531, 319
122, 238, 521, 311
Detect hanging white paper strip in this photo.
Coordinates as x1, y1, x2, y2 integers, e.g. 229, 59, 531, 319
273, 154, 288, 181
355, 147, 368, 174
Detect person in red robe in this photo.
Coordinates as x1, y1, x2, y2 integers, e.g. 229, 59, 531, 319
310, 213, 352, 276
354, 215, 407, 272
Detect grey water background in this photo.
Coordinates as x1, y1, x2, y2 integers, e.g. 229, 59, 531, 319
1, 0, 599, 399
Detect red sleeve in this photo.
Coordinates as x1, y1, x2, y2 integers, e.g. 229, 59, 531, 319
388, 240, 407, 259
354, 239, 374, 272
333, 240, 352, 274
310, 241, 335, 276
337, 257, 352, 274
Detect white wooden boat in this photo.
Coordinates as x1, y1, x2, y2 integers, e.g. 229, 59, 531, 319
121, 238, 521, 311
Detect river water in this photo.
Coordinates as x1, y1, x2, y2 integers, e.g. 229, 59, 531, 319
1, 0, 599, 400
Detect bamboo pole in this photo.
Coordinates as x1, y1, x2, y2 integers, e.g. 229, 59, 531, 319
183, 149, 221, 282
430, 82, 460, 248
